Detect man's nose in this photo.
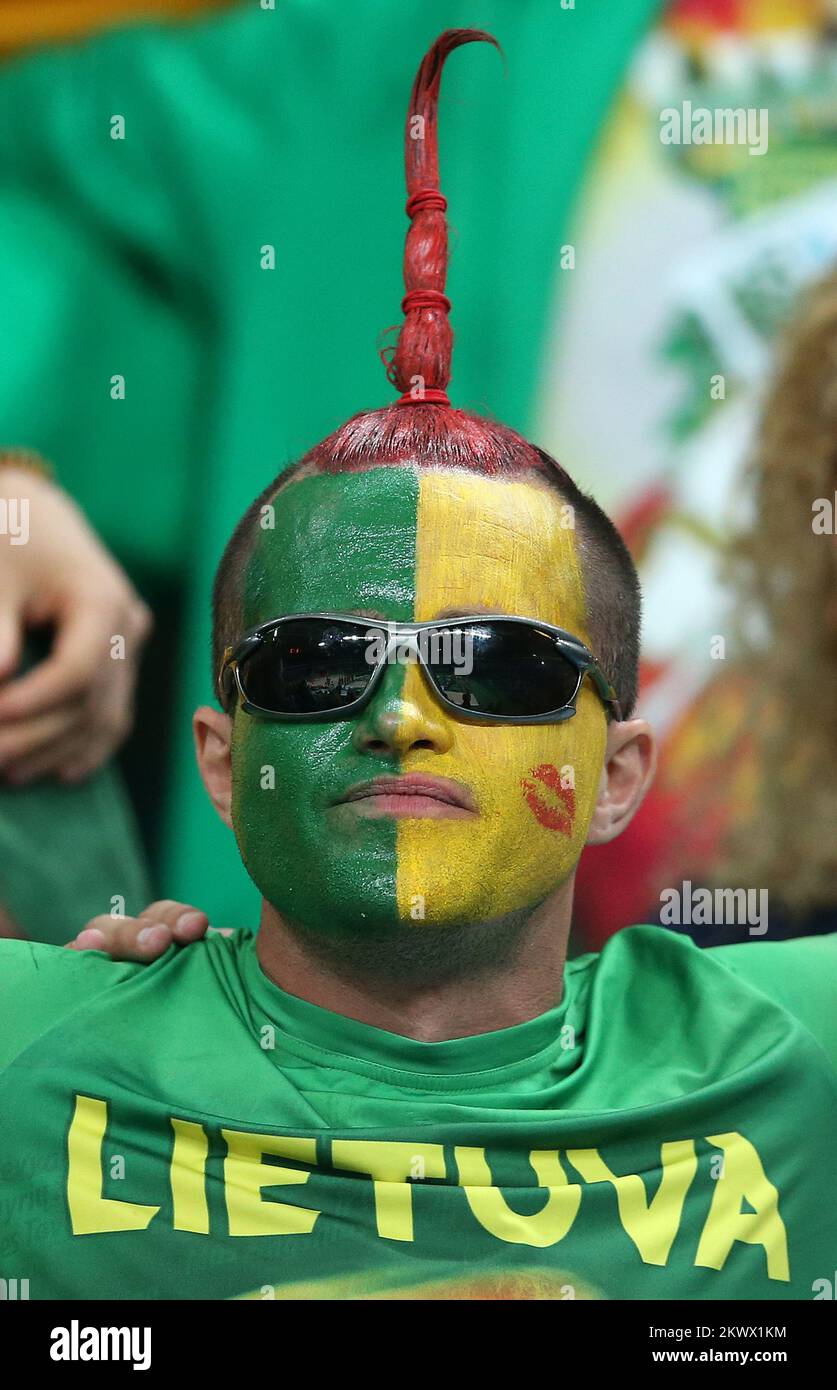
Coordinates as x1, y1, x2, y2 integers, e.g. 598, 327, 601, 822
351, 660, 454, 756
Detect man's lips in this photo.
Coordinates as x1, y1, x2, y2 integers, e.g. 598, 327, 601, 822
334, 774, 477, 820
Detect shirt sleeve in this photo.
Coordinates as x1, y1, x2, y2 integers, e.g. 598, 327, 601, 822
0, 940, 141, 1072
711, 934, 837, 1071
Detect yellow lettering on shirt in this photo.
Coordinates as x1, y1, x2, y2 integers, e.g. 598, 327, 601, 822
694, 1132, 789, 1281
566, 1141, 698, 1266
62, 1099, 791, 1283
170, 1118, 210, 1235
222, 1130, 320, 1236
67, 1095, 160, 1235
455, 1147, 582, 1247
331, 1141, 446, 1241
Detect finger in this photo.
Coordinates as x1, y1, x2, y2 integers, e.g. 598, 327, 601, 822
66, 928, 107, 951
135, 901, 210, 942
56, 685, 134, 783
2, 721, 96, 785
0, 705, 80, 774
4, 646, 135, 783
68, 915, 174, 961
0, 599, 110, 720
56, 720, 131, 785
0, 608, 23, 683
171, 911, 210, 942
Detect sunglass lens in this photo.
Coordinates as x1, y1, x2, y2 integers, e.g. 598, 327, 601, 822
430, 621, 581, 717
239, 619, 376, 715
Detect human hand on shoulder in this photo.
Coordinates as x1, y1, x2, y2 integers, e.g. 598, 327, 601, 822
66, 899, 230, 961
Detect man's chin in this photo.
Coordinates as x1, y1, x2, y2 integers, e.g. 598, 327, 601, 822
280, 900, 538, 984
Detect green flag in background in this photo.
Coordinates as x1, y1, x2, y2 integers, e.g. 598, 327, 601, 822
0, 0, 662, 933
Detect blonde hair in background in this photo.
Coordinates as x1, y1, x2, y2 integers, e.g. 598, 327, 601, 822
720, 265, 837, 912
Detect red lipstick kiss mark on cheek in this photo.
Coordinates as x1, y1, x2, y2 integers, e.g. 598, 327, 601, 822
521, 763, 576, 835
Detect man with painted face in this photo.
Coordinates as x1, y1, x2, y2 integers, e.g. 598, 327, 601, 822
1, 31, 836, 1302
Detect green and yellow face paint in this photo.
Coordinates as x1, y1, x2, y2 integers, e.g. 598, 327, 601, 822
231, 465, 608, 936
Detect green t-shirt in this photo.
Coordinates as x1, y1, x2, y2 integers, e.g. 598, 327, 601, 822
0, 926, 834, 1300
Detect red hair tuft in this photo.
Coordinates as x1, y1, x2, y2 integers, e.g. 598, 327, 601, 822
387, 28, 499, 404
300, 29, 565, 486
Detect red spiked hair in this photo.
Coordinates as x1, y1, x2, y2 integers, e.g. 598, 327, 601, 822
387, 28, 494, 405
296, 29, 562, 482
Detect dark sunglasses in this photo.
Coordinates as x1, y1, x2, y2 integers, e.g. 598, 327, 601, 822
219, 613, 622, 725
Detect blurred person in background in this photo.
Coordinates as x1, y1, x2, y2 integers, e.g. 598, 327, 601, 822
574, 262, 837, 949
0, 452, 151, 939
670, 262, 837, 942
0, 5, 230, 939
0, 0, 233, 938
723, 264, 837, 926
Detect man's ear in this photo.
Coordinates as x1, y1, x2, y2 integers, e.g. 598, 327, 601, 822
193, 705, 233, 829
586, 718, 656, 847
